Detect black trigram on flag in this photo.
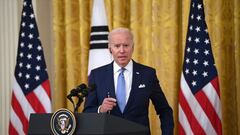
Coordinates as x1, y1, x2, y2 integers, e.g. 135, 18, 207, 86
90, 26, 109, 49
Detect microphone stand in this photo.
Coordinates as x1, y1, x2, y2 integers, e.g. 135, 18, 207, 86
67, 88, 88, 114
74, 94, 84, 113
67, 95, 76, 112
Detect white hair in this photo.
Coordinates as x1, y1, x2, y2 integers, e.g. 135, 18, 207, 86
108, 27, 134, 47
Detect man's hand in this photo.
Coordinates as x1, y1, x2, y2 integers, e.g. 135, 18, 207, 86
99, 98, 117, 113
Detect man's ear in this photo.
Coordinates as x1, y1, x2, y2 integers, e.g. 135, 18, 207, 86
109, 47, 112, 53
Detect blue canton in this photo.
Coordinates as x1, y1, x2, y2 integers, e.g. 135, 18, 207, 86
183, 0, 218, 94
15, 0, 48, 95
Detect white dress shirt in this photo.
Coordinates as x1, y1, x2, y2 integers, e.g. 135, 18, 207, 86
113, 60, 133, 103
98, 60, 133, 113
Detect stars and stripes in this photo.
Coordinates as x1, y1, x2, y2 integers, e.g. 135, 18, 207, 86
9, 0, 51, 134
88, 0, 112, 75
178, 0, 222, 134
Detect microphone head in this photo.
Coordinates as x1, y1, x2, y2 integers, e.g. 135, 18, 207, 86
77, 83, 87, 89
73, 83, 87, 93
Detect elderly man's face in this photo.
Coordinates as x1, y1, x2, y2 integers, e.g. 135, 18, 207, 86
109, 32, 134, 67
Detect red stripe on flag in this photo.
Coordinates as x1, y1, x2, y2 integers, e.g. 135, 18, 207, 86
11, 92, 28, 134
178, 121, 186, 135
9, 122, 19, 135
211, 77, 220, 97
195, 90, 222, 135
42, 80, 51, 98
179, 89, 206, 135
26, 91, 46, 113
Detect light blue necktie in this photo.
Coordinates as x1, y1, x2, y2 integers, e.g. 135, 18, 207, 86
116, 68, 126, 113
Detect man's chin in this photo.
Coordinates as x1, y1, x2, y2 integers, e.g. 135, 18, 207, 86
118, 61, 129, 67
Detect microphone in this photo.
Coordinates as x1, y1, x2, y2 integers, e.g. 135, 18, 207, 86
74, 84, 96, 113
67, 83, 96, 113
67, 83, 87, 109
70, 83, 87, 95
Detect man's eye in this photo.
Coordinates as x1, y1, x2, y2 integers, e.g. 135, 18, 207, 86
114, 44, 121, 48
123, 44, 129, 48
112, 44, 130, 48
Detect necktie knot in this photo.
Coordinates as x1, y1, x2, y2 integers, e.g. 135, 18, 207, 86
119, 68, 125, 76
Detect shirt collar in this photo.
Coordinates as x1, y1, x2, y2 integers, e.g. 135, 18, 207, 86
113, 60, 133, 74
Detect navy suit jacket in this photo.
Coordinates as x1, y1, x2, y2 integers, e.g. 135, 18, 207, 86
83, 61, 174, 135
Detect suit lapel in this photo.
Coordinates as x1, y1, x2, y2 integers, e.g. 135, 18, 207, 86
104, 62, 116, 99
124, 61, 141, 113
104, 62, 124, 113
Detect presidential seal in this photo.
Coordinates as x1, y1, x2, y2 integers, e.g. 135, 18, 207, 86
50, 108, 76, 135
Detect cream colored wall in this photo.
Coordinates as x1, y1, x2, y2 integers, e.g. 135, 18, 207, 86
0, 0, 53, 134
0, 0, 19, 134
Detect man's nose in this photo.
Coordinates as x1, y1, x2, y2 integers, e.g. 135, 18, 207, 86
119, 45, 125, 52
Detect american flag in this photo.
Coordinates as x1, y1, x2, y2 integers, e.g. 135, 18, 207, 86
9, 0, 51, 134
178, 0, 222, 135
88, 0, 112, 75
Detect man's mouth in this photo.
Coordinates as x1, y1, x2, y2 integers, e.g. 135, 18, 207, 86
118, 56, 126, 59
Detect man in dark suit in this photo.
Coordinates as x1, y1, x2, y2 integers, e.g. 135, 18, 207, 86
83, 27, 174, 135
